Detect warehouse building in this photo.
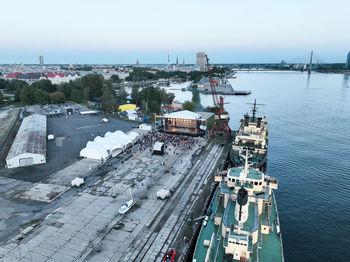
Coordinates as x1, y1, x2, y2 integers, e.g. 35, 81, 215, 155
6, 114, 47, 169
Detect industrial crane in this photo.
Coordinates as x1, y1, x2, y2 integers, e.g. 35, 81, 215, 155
205, 55, 231, 139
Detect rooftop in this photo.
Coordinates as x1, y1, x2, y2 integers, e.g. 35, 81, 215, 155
228, 168, 263, 180
163, 110, 201, 120
6, 114, 47, 159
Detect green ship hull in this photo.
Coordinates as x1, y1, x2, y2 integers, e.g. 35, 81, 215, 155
192, 167, 283, 262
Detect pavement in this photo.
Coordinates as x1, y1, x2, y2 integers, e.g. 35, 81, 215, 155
0, 137, 225, 262
0, 113, 135, 181
0, 112, 135, 244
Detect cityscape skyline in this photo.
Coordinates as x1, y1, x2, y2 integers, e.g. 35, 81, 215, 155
0, 0, 349, 64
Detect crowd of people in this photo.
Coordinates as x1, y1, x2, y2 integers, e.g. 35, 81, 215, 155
136, 131, 201, 151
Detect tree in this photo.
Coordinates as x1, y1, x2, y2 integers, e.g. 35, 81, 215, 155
14, 88, 21, 102
33, 89, 50, 104
20, 86, 35, 104
116, 86, 128, 105
160, 88, 175, 105
131, 86, 144, 104
0, 92, 3, 105
0, 79, 9, 90
8, 79, 27, 91
149, 100, 160, 114
191, 85, 202, 110
32, 79, 56, 93
102, 88, 116, 114
182, 101, 196, 112
58, 82, 72, 99
111, 75, 121, 83
70, 89, 83, 103
80, 74, 104, 100
50, 91, 66, 104
141, 99, 148, 114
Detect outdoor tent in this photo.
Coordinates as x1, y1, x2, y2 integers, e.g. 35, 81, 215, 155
153, 142, 165, 155
127, 131, 139, 141
118, 104, 136, 112
79, 130, 139, 160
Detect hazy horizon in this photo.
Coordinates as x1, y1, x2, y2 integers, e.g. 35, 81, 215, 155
1, 0, 349, 64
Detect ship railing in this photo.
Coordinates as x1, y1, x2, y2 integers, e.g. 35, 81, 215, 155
273, 192, 285, 262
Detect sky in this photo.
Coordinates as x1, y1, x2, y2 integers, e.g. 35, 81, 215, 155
0, 0, 349, 64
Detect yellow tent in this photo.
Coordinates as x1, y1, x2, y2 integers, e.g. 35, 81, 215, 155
118, 104, 136, 112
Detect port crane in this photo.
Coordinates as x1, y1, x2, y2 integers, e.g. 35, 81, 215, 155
205, 55, 231, 139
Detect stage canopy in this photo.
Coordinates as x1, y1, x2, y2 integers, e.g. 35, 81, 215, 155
163, 110, 201, 120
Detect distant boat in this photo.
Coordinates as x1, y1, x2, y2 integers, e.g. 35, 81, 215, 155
119, 188, 133, 214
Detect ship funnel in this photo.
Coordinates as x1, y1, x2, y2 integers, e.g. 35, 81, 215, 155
257, 117, 262, 128
244, 114, 249, 127
237, 187, 248, 206
236, 187, 248, 222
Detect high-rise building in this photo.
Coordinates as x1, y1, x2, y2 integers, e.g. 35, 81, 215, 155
196, 52, 207, 71
39, 56, 44, 66
136, 59, 140, 67
346, 51, 350, 70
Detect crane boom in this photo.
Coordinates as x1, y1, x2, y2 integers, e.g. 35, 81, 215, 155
205, 54, 231, 139
205, 55, 219, 107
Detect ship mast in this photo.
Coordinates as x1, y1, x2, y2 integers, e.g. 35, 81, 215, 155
252, 99, 257, 121
246, 99, 265, 122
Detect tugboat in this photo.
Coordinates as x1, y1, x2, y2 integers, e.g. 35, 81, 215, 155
192, 151, 284, 261
230, 99, 268, 171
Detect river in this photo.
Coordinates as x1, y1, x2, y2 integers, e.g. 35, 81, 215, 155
168, 71, 350, 261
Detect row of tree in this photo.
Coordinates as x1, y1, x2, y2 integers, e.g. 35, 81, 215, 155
130, 86, 175, 114
0, 74, 111, 107
0, 74, 177, 115
125, 67, 229, 83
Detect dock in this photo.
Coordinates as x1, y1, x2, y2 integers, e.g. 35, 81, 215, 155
199, 88, 251, 95
0, 134, 229, 262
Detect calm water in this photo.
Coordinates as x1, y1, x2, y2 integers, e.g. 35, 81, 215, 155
171, 72, 350, 262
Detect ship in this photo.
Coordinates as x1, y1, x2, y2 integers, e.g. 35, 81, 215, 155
192, 151, 284, 261
230, 100, 268, 171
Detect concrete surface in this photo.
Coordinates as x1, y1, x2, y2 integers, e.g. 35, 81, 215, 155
0, 136, 225, 262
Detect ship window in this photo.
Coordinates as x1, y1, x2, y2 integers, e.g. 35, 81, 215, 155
233, 179, 235, 182
259, 182, 262, 185
254, 182, 258, 185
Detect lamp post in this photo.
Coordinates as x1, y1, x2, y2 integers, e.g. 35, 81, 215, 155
154, 113, 156, 130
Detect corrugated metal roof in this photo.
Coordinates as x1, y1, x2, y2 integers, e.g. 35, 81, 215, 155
6, 114, 46, 159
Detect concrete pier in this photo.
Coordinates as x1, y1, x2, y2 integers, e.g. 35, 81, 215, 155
0, 137, 227, 262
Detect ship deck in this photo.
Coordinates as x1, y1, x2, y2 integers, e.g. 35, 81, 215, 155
192, 188, 283, 262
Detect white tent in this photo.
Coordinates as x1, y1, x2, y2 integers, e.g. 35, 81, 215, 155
127, 131, 139, 141
126, 109, 138, 121
153, 142, 165, 155
80, 130, 138, 160
80, 145, 109, 160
